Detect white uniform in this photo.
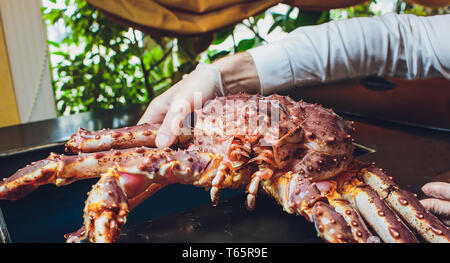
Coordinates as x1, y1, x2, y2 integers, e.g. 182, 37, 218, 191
248, 13, 450, 95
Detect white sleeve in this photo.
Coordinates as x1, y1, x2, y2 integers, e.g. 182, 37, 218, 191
248, 13, 450, 95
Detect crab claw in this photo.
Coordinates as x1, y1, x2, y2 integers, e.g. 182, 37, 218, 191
82, 169, 129, 243
64, 226, 86, 243
68, 149, 230, 243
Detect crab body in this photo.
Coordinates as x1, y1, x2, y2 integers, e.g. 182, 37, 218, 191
0, 94, 449, 243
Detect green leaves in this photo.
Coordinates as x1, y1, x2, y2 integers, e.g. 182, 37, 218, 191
207, 50, 231, 62
269, 9, 329, 33
43, 0, 180, 116
236, 38, 256, 52
43, 0, 380, 117
213, 26, 235, 45
47, 40, 60, 48
295, 10, 330, 27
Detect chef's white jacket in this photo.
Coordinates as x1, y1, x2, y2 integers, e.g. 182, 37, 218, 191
248, 13, 450, 95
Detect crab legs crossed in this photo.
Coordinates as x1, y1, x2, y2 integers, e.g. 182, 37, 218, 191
1, 146, 449, 243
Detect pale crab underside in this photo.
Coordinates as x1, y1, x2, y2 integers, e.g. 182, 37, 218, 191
0, 93, 449, 243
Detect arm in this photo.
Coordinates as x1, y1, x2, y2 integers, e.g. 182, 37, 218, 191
248, 13, 450, 95
138, 52, 260, 147
139, 13, 450, 147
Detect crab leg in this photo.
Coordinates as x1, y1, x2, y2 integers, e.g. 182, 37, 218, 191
328, 197, 378, 242
80, 169, 129, 243
67, 149, 250, 243
65, 123, 192, 153
262, 172, 356, 243
315, 181, 377, 242
246, 168, 273, 210
65, 180, 166, 243
361, 167, 450, 243
0, 147, 154, 200
210, 163, 228, 206
337, 172, 419, 243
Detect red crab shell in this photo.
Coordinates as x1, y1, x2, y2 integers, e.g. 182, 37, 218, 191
191, 93, 355, 182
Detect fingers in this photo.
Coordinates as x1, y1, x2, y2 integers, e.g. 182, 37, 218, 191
421, 182, 450, 200
421, 182, 450, 220
420, 198, 450, 218
138, 62, 223, 147
155, 97, 191, 148
137, 88, 176, 125
138, 80, 197, 147
137, 100, 167, 125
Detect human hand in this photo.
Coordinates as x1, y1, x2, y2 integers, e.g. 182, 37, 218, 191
138, 52, 260, 148
420, 182, 450, 226
137, 63, 223, 147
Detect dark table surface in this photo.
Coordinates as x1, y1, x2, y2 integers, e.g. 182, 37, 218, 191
0, 103, 449, 243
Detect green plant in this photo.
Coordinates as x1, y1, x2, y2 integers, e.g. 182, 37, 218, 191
43, 0, 207, 115
43, 0, 444, 116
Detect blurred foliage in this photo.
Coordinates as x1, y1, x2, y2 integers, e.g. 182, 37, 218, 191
42, 0, 447, 116
397, 1, 449, 15
331, 2, 377, 19
43, 0, 208, 115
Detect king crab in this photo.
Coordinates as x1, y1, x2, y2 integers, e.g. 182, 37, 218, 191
0, 93, 449, 243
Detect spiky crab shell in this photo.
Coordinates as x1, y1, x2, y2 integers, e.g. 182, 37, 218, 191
192, 93, 355, 181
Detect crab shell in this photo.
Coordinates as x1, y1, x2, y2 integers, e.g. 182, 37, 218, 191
192, 93, 354, 181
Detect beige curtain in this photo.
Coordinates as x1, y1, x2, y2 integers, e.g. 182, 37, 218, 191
86, 0, 450, 36
0, 0, 56, 127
